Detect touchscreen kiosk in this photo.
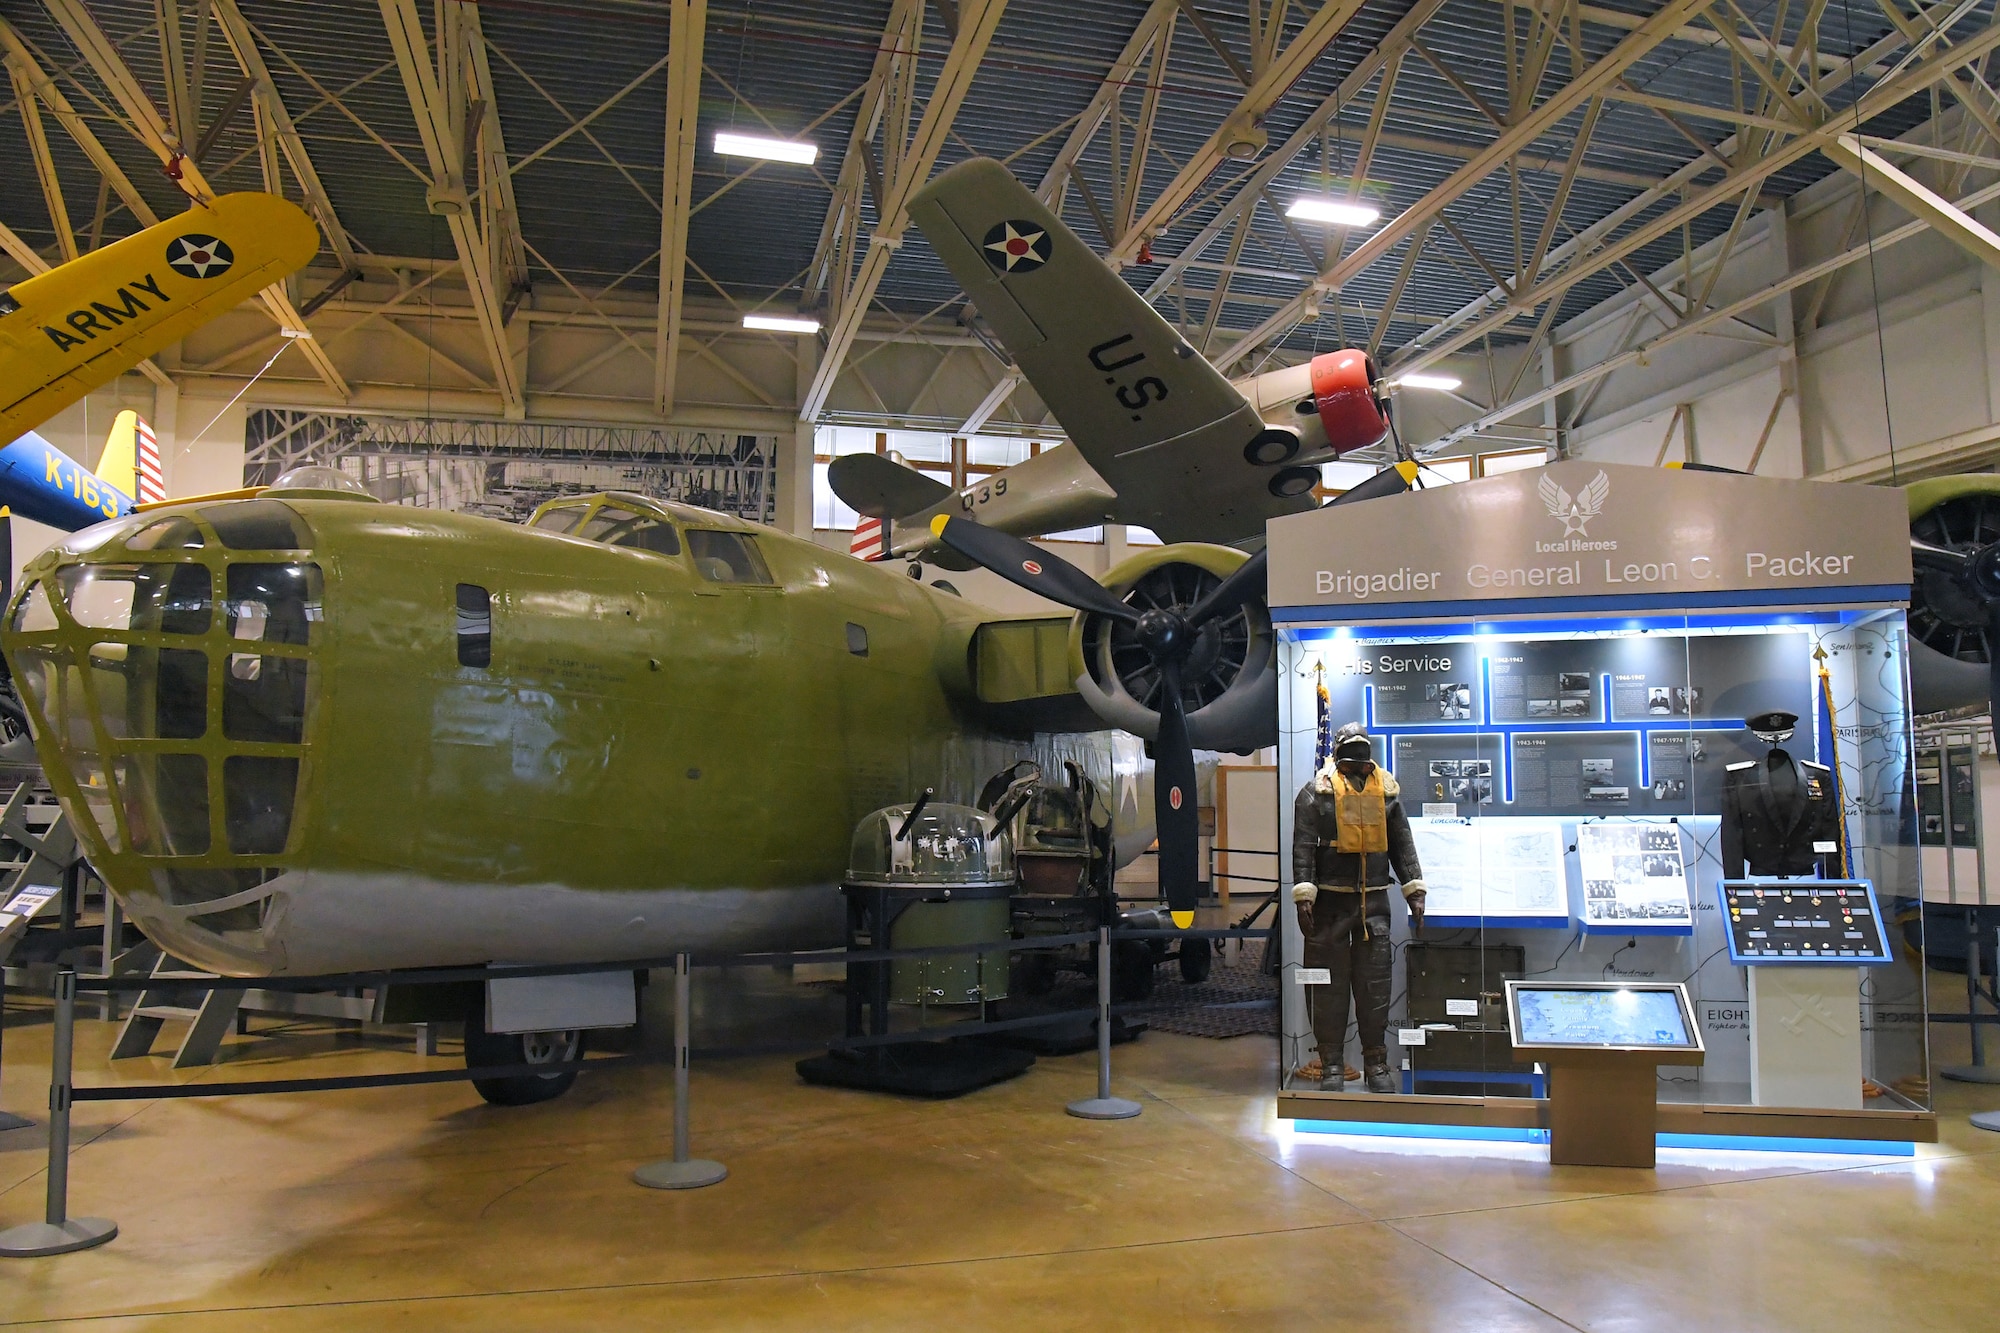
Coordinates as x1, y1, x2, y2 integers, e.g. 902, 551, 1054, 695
1505, 981, 1705, 1054
1718, 880, 1893, 964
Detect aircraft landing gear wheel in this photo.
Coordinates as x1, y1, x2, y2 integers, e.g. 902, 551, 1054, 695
1179, 936, 1213, 984
1112, 940, 1156, 1001
465, 1010, 583, 1106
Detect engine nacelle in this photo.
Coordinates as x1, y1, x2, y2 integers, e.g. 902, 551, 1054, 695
1065, 544, 1277, 753
1236, 348, 1390, 472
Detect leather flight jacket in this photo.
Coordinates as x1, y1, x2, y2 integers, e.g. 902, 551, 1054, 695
1293, 762, 1423, 892
1720, 747, 1843, 878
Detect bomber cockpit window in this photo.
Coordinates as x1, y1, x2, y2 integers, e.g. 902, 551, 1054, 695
532, 506, 588, 535
201, 501, 307, 550
577, 505, 681, 556
456, 584, 492, 667
687, 530, 774, 585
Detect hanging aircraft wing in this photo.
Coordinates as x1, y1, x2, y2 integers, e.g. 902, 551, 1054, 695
0, 193, 320, 446
908, 158, 1315, 545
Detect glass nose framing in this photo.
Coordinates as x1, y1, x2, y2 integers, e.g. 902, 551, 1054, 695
5, 511, 320, 933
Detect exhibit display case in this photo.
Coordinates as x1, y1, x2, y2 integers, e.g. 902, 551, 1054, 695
1265, 461, 1936, 1151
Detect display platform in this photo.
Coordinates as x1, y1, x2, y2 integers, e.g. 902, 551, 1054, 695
1268, 461, 1933, 1160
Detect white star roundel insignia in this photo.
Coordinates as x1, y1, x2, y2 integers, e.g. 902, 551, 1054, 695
983, 220, 1050, 273
166, 234, 234, 279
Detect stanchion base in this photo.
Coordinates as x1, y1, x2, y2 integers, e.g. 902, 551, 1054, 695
632, 1159, 728, 1190
1971, 1110, 2000, 1133
1066, 1096, 1142, 1120
1940, 1064, 2000, 1084
0, 1217, 117, 1258
0, 1112, 33, 1133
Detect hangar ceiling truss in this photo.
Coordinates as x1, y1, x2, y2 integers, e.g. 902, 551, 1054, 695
1, 0, 1999, 443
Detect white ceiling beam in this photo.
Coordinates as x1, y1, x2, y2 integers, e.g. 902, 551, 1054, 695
0, 18, 158, 226
379, 0, 524, 415
1824, 132, 2000, 270
655, 0, 706, 417
39, 0, 349, 396
1034, 0, 1178, 205
800, 0, 1010, 422
1106, 0, 1371, 266
7, 54, 76, 260
210, 0, 360, 273
1217, 0, 1715, 369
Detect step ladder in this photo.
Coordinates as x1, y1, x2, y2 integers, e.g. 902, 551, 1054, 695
112, 950, 405, 1067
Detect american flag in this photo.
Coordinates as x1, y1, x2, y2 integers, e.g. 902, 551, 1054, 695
1314, 662, 1334, 768
850, 516, 886, 561
135, 417, 165, 504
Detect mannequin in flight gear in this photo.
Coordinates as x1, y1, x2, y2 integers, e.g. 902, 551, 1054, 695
1291, 723, 1426, 1093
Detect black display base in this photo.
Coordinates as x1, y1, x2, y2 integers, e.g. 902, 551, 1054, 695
796, 1042, 1036, 1098
974, 1014, 1146, 1056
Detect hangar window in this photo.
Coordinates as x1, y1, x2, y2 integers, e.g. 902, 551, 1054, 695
687, 530, 774, 585
457, 583, 492, 667
578, 505, 682, 556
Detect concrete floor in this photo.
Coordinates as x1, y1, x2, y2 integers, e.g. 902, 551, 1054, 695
0, 964, 1996, 1332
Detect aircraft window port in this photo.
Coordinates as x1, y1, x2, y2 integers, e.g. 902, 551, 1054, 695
117, 753, 210, 855
224, 755, 299, 855
223, 655, 307, 744
531, 506, 587, 535
583, 507, 681, 556
123, 516, 205, 551
846, 622, 869, 657
86, 642, 206, 740
12, 582, 57, 632
226, 563, 321, 646
456, 583, 492, 668
200, 500, 307, 550
687, 530, 774, 585
55, 562, 213, 634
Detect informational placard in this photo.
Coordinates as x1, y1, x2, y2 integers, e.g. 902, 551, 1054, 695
1409, 818, 1570, 925
1576, 821, 1693, 933
1506, 981, 1705, 1051
1718, 880, 1894, 964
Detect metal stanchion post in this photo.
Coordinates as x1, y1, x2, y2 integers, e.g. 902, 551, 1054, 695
633, 954, 727, 1189
0, 967, 116, 1256
1067, 927, 1140, 1120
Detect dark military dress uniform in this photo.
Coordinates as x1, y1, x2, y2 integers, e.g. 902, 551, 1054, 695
1720, 749, 1843, 879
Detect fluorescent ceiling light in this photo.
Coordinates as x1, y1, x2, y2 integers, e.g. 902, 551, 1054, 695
714, 132, 818, 164
1285, 197, 1380, 226
1393, 373, 1462, 391
743, 313, 821, 334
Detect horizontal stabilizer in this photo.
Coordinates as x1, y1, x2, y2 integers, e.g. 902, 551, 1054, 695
828, 453, 954, 519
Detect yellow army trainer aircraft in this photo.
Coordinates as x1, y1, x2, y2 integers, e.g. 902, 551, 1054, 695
1, 192, 320, 448
835, 158, 1398, 564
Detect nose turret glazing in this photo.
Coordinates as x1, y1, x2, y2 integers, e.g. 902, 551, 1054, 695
2, 500, 321, 967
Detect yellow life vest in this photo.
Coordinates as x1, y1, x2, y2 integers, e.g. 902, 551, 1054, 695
1330, 766, 1389, 854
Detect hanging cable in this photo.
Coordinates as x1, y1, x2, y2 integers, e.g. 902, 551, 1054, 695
185, 341, 291, 451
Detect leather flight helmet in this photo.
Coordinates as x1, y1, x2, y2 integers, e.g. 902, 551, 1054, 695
1333, 721, 1374, 765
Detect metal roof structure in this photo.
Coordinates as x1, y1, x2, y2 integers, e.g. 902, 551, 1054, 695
0, 0, 1992, 435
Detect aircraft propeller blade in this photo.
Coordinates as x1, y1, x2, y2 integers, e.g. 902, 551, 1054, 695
1184, 548, 1267, 630
1152, 657, 1202, 929
1330, 460, 1421, 508
1912, 538, 1971, 572
929, 515, 1138, 622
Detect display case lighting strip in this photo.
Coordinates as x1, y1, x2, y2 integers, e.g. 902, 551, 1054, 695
1295, 1121, 1917, 1157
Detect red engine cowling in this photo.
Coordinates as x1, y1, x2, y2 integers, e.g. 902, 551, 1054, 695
1309, 349, 1389, 455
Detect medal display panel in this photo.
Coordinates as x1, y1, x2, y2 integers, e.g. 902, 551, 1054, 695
1276, 609, 1926, 1111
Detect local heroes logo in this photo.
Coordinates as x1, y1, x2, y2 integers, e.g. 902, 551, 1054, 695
39, 233, 234, 353
1535, 470, 1617, 552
